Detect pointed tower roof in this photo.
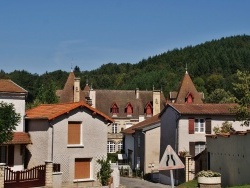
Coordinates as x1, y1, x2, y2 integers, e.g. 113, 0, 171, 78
175, 71, 203, 104
58, 71, 75, 103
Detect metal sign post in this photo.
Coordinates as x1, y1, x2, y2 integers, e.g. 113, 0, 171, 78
159, 145, 185, 187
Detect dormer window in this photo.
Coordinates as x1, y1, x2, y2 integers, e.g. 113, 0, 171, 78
145, 102, 153, 117
110, 103, 119, 116
125, 103, 133, 117
185, 92, 194, 104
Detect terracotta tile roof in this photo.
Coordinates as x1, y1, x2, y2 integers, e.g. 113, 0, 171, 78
122, 114, 160, 134
95, 90, 166, 118
175, 72, 203, 104
163, 103, 238, 115
26, 101, 114, 123
4, 132, 32, 145
0, 79, 27, 93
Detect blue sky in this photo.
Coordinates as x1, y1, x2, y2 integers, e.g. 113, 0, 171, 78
0, 1, 249, 75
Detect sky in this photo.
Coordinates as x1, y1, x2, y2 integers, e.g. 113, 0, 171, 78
0, 1, 249, 75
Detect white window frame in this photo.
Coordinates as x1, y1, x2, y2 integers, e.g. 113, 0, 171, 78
107, 141, 116, 153
112, 123, 118, 133
195, 142, 206, 156
118, 141, 123, 151
195, 119, 205, 133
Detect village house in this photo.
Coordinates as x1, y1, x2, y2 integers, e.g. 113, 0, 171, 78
25, 101, 113, 186
56, 71, 166, 154
0, 79, 31, 171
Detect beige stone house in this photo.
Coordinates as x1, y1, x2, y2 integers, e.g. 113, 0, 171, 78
25, 101, 113, 185
0, 79, 31, 171
56, 71, 166, 153
123, 114, 160, 174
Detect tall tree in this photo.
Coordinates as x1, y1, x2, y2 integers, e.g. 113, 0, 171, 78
0, 102, 21, 144
232, 70, 250, 126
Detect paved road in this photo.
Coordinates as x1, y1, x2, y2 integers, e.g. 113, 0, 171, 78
120, 177, 172, 188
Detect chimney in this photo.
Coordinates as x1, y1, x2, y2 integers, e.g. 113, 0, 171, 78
74, 77, 80, 102
153, 90, 161, 115
135, 88, 139, 99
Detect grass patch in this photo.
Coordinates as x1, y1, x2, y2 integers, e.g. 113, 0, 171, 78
177, 179, 250, 188
177, 179, 197, 188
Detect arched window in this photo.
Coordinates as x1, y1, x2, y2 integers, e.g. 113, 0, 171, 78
185, 92, 193, 104
125, 103, 133, 117
110, 103, 119, 116
145, 102, 153, 117
107, 141, 115, 153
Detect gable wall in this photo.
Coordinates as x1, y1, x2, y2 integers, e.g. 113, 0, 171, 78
27, 108, 108, 183
0, 95, 26, 132
207, 133, 250, 187
144, 126, 160, 174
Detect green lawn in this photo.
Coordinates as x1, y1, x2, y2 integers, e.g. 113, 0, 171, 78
177, 180, 250, 188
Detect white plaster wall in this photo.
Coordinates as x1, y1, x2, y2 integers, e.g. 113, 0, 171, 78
207, 133, 250, 187
26, 120, 50, 168
145, 127, 160, 174
178, 117, 248, 153
27, 108, 108, 183
12, 145, 24, 171
0, 96, 26, 132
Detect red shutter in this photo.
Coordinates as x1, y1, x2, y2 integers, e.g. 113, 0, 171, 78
205, 119, 212, 134
189, 118, 195, 134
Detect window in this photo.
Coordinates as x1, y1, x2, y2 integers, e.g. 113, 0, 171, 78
75, 158, 91, 179
138, 135, 140, 147
107, 141, 115, 153
189, 142, 206, 157
0, 145, 14, 166
118, 141, 123, 152
112, 123, 118, 133
110, 103, 119, 116
145, 103, 153, 117
195, 142, 206, 156
195, 119, 205, 133
68, 122, 82, 145
125, 103, 133, 117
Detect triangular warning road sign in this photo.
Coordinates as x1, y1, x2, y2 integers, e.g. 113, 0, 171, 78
159, 145, 185, 170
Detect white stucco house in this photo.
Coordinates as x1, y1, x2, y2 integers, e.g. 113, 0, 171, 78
0, 79, 31, 171
25, 101, 113, 186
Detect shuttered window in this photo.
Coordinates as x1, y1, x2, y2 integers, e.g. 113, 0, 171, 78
189, 118, 195, 134
205, 119, 212, 134
68, 122, 81, 145
75, 158, 91, 179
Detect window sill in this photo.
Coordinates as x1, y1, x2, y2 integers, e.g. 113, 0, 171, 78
67, 144, 84, 148
73, 178, 95, 182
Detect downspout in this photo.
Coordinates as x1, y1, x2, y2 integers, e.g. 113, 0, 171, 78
49, 122, 54, 162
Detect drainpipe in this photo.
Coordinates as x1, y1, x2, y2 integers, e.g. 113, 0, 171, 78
49, 122, 54, 162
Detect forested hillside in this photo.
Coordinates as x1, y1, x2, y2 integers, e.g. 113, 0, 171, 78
1, 35, 250, 103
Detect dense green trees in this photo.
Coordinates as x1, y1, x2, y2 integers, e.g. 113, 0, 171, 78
1, 35, 250, 105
